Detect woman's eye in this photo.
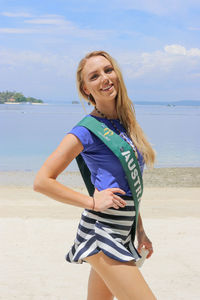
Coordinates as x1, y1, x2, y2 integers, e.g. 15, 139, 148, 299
90, 74, 98, 80
105, 68, 113, 73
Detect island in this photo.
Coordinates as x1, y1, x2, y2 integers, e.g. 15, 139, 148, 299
0, 91, 43, 104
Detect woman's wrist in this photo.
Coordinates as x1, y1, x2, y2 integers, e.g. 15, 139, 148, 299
137, 225, 145, 234
87, 196, 95, 210
92, 196, 95, 210
137, 213, 145, 234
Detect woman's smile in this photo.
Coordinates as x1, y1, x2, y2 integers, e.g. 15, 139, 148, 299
101, 84, 114, 92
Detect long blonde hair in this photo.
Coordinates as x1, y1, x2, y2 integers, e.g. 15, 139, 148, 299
77, 50, 155, 167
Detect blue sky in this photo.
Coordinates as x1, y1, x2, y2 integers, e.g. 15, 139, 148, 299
0, 0, 200, 102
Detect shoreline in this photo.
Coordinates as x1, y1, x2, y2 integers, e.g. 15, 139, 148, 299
3, 102, 46, 105
0, 167, 199, 188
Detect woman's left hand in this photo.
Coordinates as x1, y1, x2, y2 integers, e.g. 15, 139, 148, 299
137, 230, 153, 259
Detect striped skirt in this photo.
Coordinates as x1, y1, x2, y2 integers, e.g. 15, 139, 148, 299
66, 196, 141, 264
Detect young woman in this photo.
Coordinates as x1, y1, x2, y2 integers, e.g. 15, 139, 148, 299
34, 51, 156, 300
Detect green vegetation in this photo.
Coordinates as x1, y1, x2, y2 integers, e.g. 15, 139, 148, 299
0, 91, 43, 104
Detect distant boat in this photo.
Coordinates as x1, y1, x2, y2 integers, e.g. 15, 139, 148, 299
167, 104, 175, 107
72, 100, 79, 104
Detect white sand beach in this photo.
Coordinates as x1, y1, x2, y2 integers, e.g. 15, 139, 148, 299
0, 168, 200, 299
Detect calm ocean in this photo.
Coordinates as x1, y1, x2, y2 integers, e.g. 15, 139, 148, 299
0, 103, 199, 171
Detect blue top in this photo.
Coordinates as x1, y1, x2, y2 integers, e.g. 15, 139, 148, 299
69, 115, 144, 197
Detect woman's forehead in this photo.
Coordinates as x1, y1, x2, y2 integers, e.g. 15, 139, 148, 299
83, 55, 111, 74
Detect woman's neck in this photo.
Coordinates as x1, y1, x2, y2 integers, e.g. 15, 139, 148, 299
92, 104, 118, 119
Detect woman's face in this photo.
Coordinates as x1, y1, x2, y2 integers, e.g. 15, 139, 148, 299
82, 55, 118, 105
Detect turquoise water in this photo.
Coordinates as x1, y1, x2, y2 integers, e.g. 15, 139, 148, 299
0, 103, 200, 171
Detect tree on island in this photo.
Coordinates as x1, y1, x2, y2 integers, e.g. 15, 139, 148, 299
0, 91, 43, 104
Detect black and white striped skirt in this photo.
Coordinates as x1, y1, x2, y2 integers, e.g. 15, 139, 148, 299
66, 196, 141, 264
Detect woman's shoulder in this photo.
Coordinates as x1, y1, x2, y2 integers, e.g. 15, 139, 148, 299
68, 116, 102, 151
70, 114, 107, 133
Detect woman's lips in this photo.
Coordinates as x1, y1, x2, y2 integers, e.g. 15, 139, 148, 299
101, 84, 113, 91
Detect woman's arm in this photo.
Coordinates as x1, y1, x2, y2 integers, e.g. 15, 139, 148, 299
137, 212, 145, 233
136, 212, 153, 258
33, 133, 94, 209
33, 133, 126, 211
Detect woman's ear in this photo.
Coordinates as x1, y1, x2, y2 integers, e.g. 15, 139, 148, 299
82, 84, 89, 96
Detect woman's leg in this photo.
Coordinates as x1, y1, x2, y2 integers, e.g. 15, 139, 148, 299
87, 267, 114, 300
85, 251, 157, 300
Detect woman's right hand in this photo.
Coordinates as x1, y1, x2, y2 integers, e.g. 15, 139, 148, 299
92, 188, 127, 211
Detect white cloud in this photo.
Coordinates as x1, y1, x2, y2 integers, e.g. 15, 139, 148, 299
0, 48, 76, 78
0, 28, 38, 34
164, 45, 187, 55
0, 14, 112, 39
188, 27, 200, 31
1, 11, 33, 18
0, 48, 77, 100
114, 0, 200, 15
189, 48, 200, 57
24, 17, 67, 26
116, 45, 200, 79
164, 45, 200, 57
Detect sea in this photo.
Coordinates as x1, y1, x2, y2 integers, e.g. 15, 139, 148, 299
0, 102, 200, 171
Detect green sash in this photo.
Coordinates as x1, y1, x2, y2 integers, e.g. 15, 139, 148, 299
76, 116, 143, 240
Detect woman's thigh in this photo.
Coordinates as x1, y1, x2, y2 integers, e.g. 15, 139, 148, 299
87, 267, 114, 300
85, 251, 157, 300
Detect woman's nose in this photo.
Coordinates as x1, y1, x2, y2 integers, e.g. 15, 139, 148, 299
101, 73, 109, 83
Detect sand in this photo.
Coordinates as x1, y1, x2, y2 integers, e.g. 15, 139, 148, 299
0, 168, 200, 299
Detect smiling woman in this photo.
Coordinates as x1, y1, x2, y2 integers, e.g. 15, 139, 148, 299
81, 56, 118, 113
34, 50, 156, 300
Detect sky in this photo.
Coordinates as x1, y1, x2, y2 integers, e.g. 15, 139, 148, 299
0, 0, 200, 103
